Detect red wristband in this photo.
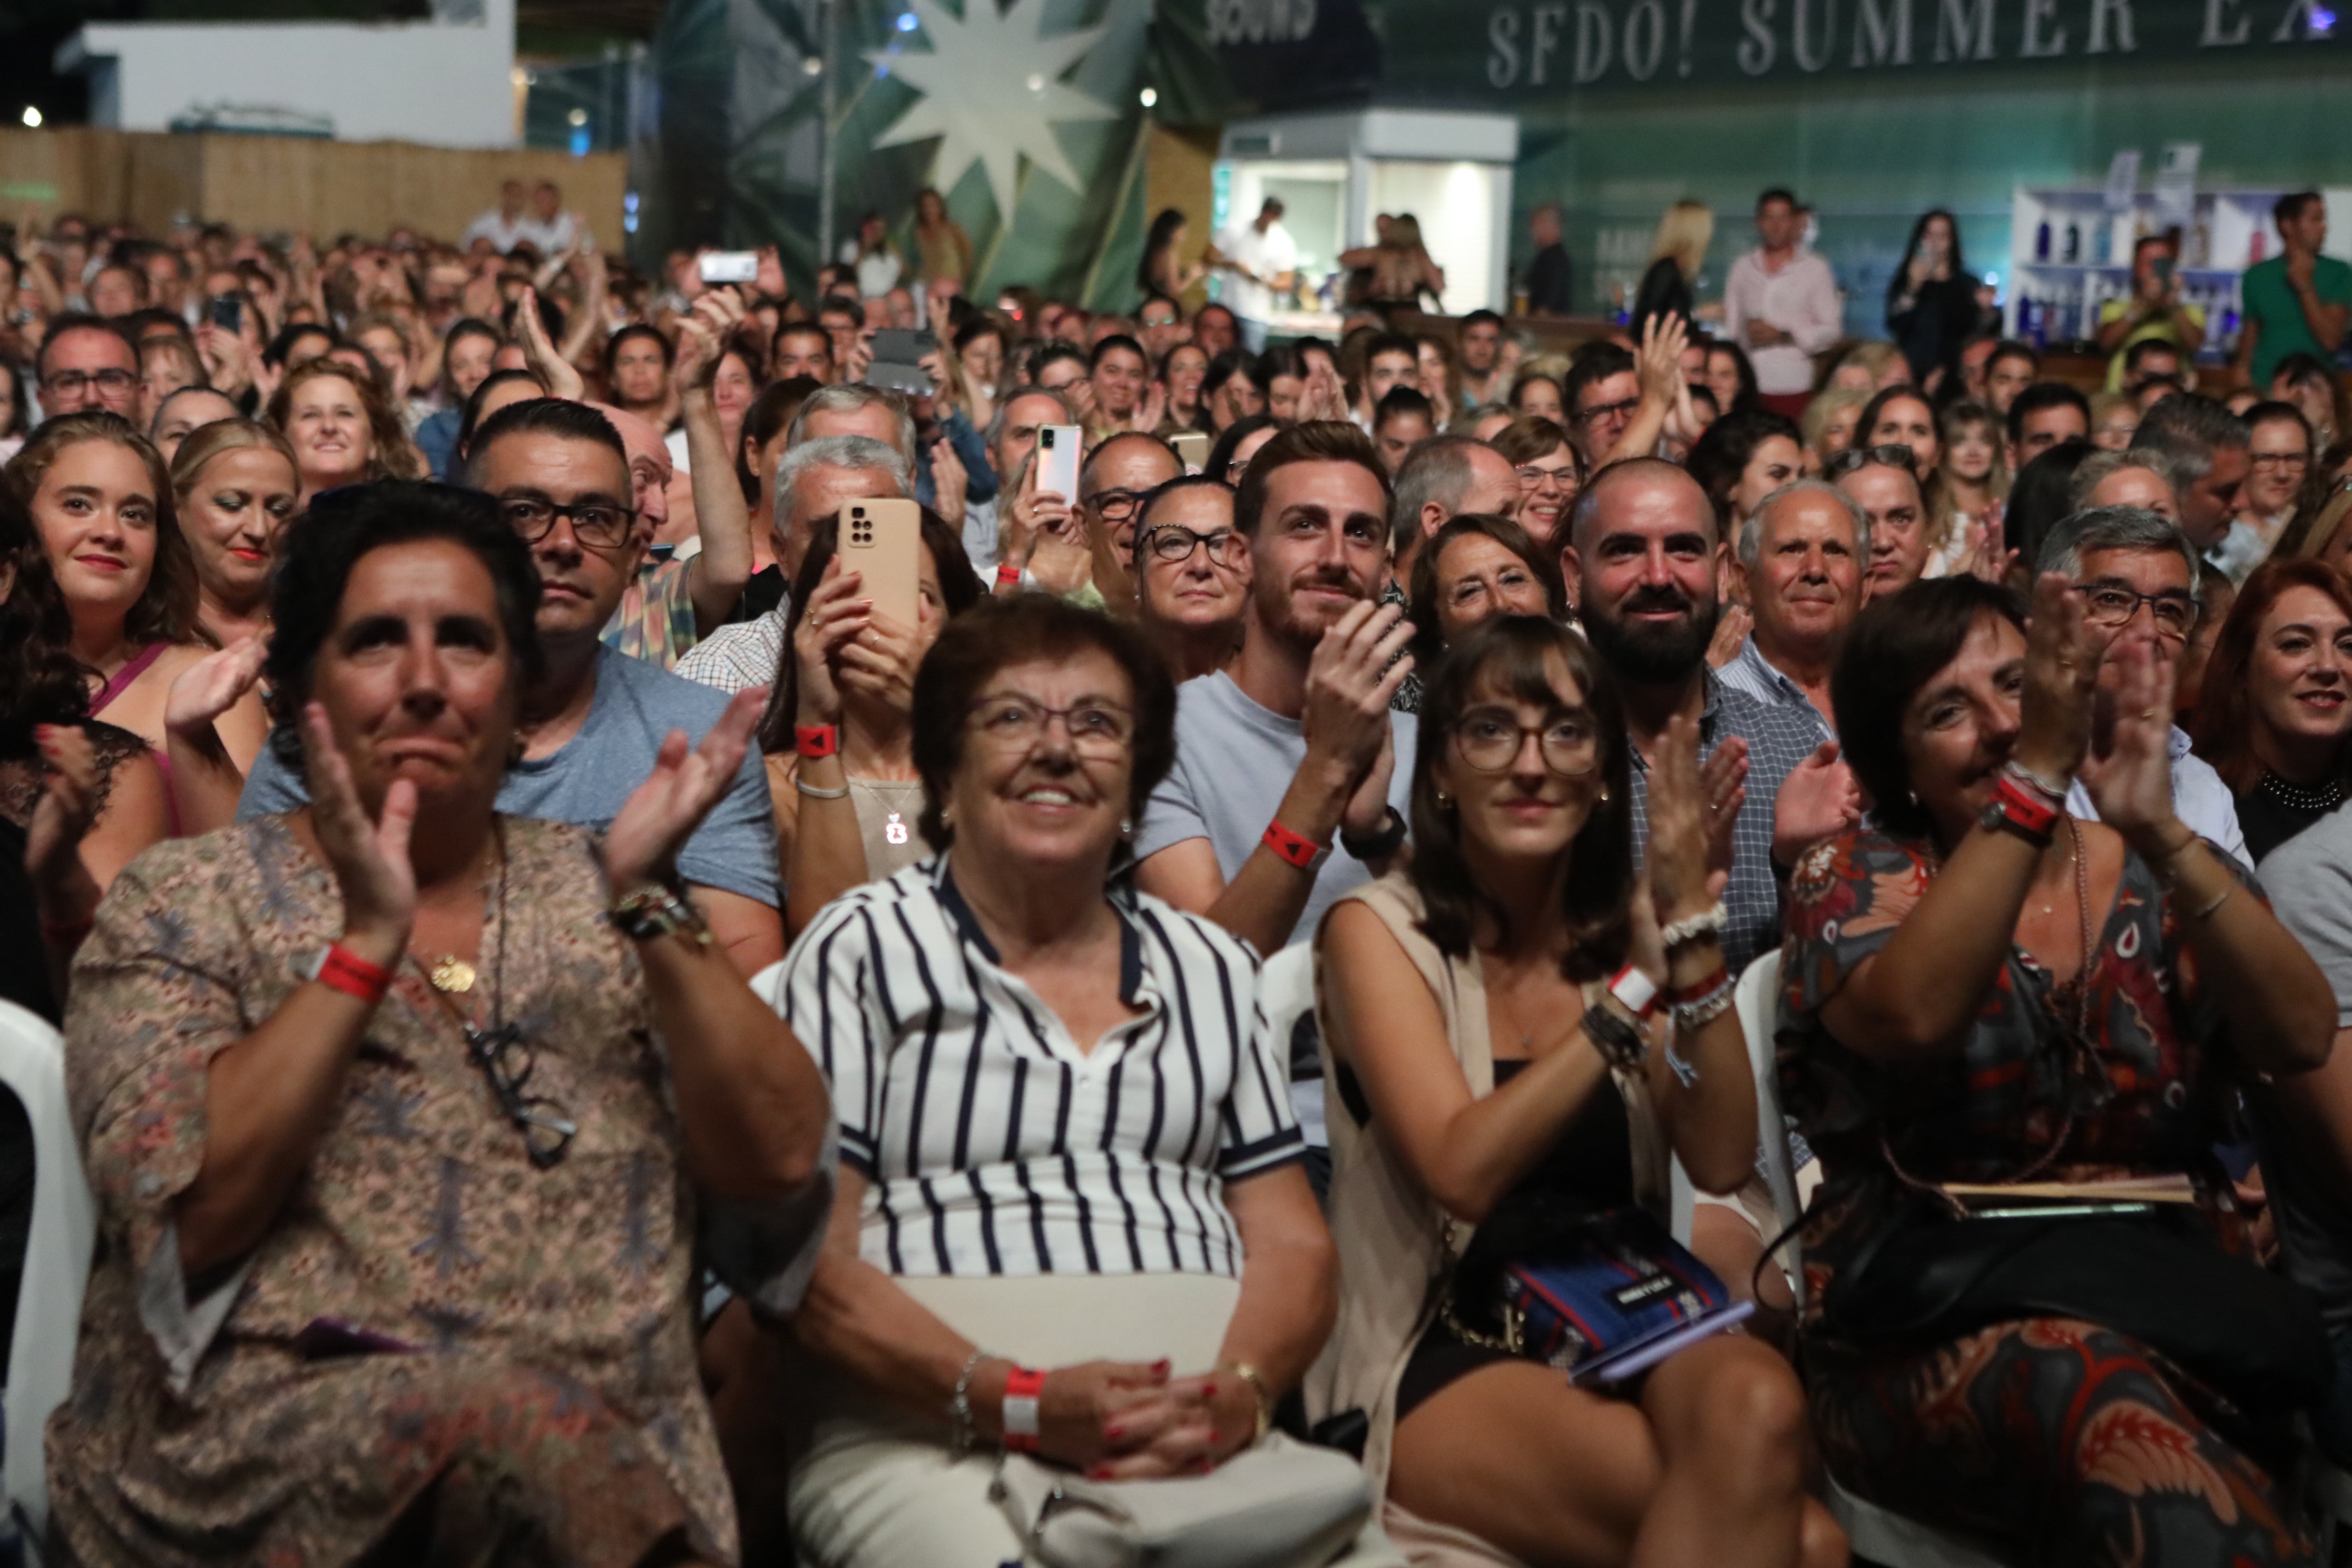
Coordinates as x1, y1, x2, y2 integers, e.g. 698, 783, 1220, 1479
795, 724, 839, 760
40, 913, 95, 945
996, 562, 1023, 586
1667, 960, 1731, 1007
1993, 773, 2060, 836
317, 943, 392, 1005
1001, 1365, 1047, 1453
1261, 818, 1327, 870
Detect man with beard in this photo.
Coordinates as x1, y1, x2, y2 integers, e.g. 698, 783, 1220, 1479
1717, 479, 1867, 744
1561, 458, 1860, 974
237, 398, 784, 974
1137, 422, 1416, 962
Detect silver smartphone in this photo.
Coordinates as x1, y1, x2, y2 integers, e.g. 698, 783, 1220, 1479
1034, 424, 1083, 503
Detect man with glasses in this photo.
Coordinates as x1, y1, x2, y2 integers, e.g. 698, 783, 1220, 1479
2037, 504, 2248, 864
1078, 431, 1182, 556
1562, 345, 1642, 465
1131, 475, 1250, 682
34, 313, 141, 421
1830, 444, 1931, 600
238, 398, 786, 973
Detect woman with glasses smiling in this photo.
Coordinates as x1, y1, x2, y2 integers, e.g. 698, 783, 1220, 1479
1314, 616, 1837, 1567
1489, 415, 1585, 549
759, 594, 1397, 1568
48, 481, 837, 1568
1133, 474, 1250, 682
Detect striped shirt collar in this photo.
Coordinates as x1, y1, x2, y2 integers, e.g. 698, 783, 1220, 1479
930, 856, 1150, 1008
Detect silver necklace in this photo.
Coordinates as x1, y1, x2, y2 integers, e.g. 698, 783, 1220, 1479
2258, 770, 2345, 814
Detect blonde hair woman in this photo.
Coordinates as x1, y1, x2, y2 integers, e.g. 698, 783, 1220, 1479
170, 418, 299, 651
1632, 200, 1713, 338
1801, 387, 1869, 474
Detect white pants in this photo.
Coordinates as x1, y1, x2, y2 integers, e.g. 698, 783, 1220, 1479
787, 1273, 1407, 1568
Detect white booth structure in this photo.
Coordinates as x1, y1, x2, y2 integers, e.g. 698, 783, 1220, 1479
1213, 106, 1519, 332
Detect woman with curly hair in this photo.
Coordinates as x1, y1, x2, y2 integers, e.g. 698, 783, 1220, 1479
266, 357, 425, 507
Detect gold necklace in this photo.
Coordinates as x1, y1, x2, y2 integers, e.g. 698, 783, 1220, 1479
425, 955, 478, 994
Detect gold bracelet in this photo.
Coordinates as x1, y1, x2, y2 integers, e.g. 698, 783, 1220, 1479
1220, 1360, 1273, 1444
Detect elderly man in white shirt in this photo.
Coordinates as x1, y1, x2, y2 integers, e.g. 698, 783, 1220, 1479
2037, 504, 2251, 867
1723, 189, 1843, 418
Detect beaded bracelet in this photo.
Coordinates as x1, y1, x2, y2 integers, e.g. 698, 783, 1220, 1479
1658, 902, 1728, 950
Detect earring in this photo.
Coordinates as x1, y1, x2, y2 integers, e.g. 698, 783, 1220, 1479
1599, 787, 1610, 802
1118, 817, 1133, 837
1435, 790, 1453, 811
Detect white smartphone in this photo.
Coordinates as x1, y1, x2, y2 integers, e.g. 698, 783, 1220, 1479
698, 250, 759, 285
1034, 424, 1083, 504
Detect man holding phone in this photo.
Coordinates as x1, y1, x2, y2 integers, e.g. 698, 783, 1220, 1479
2096, 233, 2206, 391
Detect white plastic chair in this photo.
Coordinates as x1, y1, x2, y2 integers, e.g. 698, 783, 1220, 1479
1722, 955, 2013, 1568
0, 999, 95, 1543
1259, 944, 1325, 1149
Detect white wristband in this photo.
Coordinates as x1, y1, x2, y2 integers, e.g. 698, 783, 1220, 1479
1002, 1391, 1041, 1438
1608, 963, 1659, 1017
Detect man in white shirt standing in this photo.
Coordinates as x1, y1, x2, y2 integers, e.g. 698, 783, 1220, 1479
1724, 188, 1842, 420
1206, 198, 1299, 355
460, 181, 532, 256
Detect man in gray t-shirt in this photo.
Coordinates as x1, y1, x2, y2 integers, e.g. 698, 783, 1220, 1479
240, 397, 785, 975
241, 642, 778, 913
2250, 801, 2352, 1462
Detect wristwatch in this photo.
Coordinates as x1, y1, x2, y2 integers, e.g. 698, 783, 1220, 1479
1338, 804, 1407, 862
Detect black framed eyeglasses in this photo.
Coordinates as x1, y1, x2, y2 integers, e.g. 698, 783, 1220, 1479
42, 368, 137, 399
1144, 525, 1247, 564
501, 496, 637, 549
1571, 395, 1641, 426
2077, 582, 2199, 639
1451, 706, 1601, 776
464, 1022, 576, 1168
1087, 487, 1149, 521
1825, 443, 1917, 479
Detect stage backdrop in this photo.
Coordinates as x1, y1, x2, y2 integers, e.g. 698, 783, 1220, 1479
1149, 0, 2352, 334
637, 0, 1155, 308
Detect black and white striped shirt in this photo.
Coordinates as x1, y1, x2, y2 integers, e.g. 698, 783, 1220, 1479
765, 858, 1303, 1279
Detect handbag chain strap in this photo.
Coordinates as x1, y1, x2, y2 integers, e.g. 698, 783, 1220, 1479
1881, 817, 2108, 1220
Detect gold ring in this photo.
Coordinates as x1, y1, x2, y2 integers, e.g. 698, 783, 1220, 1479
2141, 709, 2160, 721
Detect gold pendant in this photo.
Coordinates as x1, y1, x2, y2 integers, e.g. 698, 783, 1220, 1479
428, 956, 477, 994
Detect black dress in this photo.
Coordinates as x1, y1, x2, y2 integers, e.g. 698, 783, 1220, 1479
1887, 273, 1983, 390
1631, 258, 1694, 340
2237, 773, 2346, 864
1524, 245, 1575, 316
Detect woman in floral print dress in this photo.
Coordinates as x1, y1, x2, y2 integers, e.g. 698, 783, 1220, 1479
1779, 571, 2336, 1566
50, 481, 835, 1567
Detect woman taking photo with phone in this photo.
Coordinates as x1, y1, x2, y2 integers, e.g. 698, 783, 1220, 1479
1886, 210, 1983, 393
1315, 616, 1840, 1567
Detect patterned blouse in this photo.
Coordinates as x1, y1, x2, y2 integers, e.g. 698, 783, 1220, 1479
51, 815, 831, 1567
1776, 828, 2249, 1302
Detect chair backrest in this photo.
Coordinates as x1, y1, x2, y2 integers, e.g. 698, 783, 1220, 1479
1258, 945, 1322, 1145
1669, 951, 1798, 1278
0, 999, 93, 1538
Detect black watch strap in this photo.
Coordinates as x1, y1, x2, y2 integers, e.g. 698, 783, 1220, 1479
1339, 804, 1408, 861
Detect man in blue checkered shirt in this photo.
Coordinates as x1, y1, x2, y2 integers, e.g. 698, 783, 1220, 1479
1562, 458, 1861, 976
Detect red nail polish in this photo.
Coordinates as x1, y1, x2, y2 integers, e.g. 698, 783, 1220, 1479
1105, 1424, 1125, 1442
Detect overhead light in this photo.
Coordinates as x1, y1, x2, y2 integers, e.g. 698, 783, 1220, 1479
567, 107, 589, 125
21, 107, 40, 128
1139, 86, 1157, 107
1025, 72, 1044, 91
801, 55, 823, 75
895, 12, 918, 30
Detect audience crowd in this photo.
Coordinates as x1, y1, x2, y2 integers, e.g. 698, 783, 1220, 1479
7, 178, 2352, 1567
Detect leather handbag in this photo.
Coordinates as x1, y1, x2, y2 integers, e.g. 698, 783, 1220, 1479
989, 1432, 1374, 1568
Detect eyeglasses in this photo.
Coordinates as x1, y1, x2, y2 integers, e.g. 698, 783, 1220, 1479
501, 496, 636, 549
1571, 396, 1641, 426
1825, 443, 1918, 479
42, 368, 136, 399
2250, 452, 2311, 471
2079, 583, 2200, 638
1087, 487, 1149, 521
967, 693, 1136, 757
1516, 464, 1579, 491
1224, 458, 1252, 483
464, 1022, 576, 1169
1145, 525, 1247, 564
1452, 706, 1600, 776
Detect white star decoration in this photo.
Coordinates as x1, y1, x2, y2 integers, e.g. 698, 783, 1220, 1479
866, 0, 1116, 220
